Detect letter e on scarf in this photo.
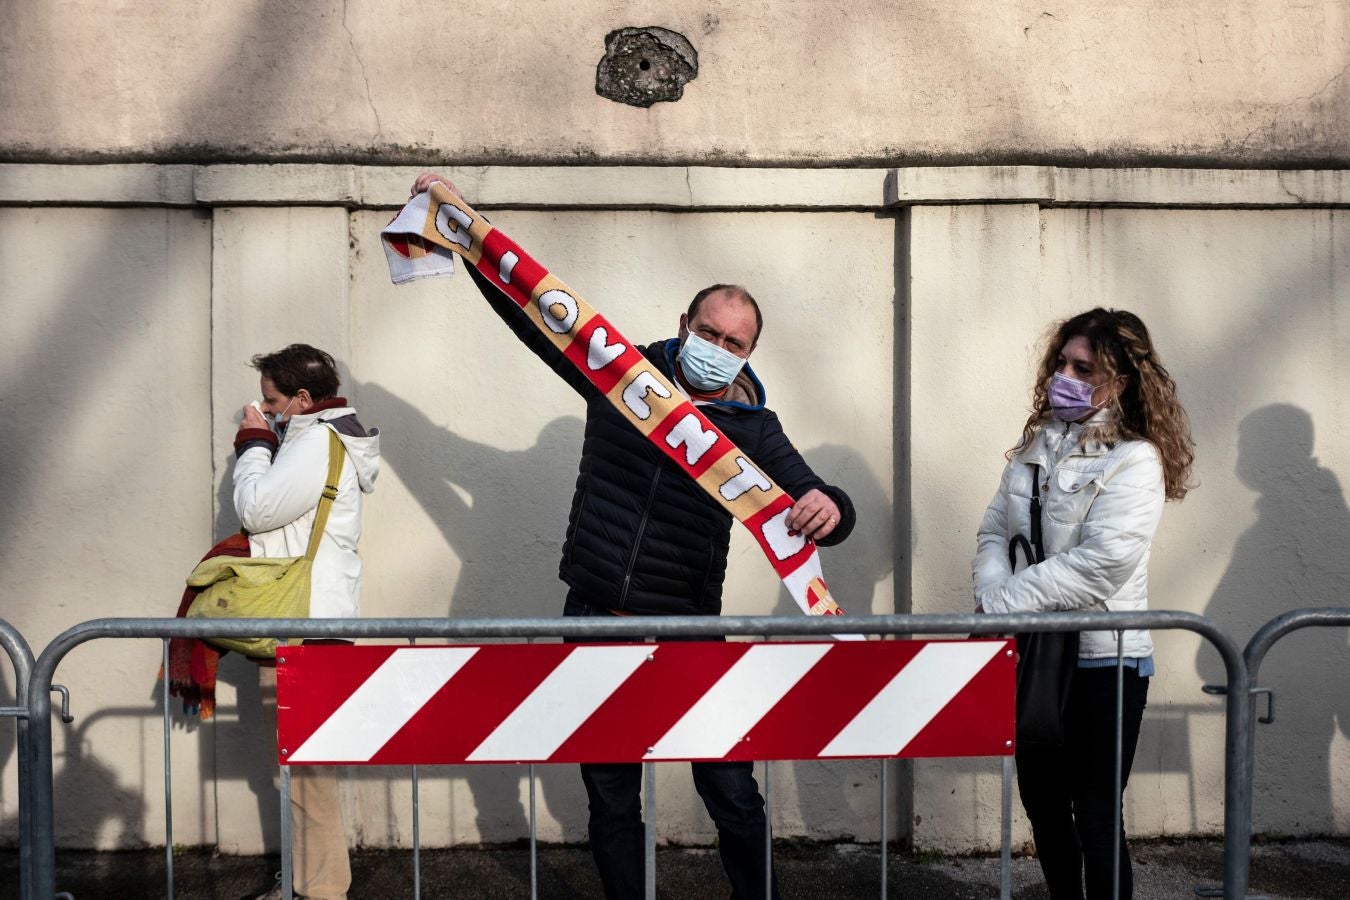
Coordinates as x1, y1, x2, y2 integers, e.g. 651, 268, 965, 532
622, 371, 672, 420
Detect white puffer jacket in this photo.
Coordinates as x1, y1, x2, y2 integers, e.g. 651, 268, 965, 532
973, 414, 1165, 659
233, 406, 381, 620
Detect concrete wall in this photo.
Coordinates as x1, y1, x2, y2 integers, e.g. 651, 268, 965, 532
1, 164, 1349, 855
3, 2, 1348, 166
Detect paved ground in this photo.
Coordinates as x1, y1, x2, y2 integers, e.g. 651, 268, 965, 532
4, 838, 1349, 899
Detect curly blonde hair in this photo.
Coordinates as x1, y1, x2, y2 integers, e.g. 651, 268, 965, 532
1013, 308, 1195, 501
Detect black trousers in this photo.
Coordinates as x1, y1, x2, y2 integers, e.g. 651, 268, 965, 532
1015, 666, 1150, 900
580, 760, 779, 900
565, 591, 781, 900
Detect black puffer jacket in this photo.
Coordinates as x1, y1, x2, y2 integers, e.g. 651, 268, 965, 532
468, 267, 855, 616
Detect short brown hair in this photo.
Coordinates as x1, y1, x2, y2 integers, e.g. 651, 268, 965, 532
688, 284, 763, 344
250, 344, 340, 401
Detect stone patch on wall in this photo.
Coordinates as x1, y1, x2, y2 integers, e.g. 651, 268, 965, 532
595, 26, 698, 108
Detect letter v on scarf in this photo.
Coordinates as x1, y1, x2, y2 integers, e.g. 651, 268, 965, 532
382, 185, 853, 632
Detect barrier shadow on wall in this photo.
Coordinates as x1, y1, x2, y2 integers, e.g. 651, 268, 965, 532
1196, 403, 1350, 835
0, 702, 149, 856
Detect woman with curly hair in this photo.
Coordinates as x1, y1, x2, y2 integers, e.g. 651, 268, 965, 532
973, 308, 1194, 900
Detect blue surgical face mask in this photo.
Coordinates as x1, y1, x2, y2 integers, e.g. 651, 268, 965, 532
678, 332, 747, 392
1048, 372, 1103, 422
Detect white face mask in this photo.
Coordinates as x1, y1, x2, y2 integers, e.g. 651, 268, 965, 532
677, 333, 747, 392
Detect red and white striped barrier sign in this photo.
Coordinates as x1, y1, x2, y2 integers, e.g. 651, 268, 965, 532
275, 640, 1014, 766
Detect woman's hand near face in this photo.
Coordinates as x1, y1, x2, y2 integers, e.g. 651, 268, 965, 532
241, 403, 268, 430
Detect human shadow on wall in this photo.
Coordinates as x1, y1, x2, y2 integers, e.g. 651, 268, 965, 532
1196, 403, 1350, 834
767, 444, 895, 841
357, 380, 589, 845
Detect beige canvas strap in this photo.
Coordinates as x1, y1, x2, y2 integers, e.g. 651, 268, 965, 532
304, 428, 347, 562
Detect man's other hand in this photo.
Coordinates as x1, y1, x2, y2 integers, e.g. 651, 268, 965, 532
787, 488, 841, 542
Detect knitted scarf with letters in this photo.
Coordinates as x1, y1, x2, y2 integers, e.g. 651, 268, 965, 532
382, 184, 846, 623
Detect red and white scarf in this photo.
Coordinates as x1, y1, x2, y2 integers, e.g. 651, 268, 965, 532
382, 184, 847, 624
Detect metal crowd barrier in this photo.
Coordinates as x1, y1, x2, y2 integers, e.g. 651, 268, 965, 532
1, 619, 35, 900
20, 611, 1255, 900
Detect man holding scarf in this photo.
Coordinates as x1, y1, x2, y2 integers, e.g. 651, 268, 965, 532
411, 174, 857, 900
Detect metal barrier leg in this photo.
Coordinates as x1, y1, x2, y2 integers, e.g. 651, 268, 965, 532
162, 639, 175, 900
1222, 643, 1255, 899
280, 764, 294, 900
411, 763, 421, 900
527, 635, 537, 900
643, 761, 656, 900
411, 635, 421, 900
24, 673, 54, 899
1000, 755, 1012, 900
879, 759, 888, 900
763, 760, 773, 900
1113, 632, 1124, 900
529, 763, 538, 900
1, 620, 35, 900
17, 712, 33, 900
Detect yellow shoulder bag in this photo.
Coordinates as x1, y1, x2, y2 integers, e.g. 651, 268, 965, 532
185, 428, 346, 658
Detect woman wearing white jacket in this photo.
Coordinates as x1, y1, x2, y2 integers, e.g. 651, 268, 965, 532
974, 309, 1193, 900
234, 344, 380, 900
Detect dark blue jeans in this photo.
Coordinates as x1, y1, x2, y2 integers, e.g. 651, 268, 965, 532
1015, 665, 1150, 900
566, 592, 781, 900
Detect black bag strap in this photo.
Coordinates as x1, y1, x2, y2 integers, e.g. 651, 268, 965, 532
1008, 463, 1046, 569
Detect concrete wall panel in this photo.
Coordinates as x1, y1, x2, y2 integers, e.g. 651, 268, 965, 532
907, 203, 1045, 851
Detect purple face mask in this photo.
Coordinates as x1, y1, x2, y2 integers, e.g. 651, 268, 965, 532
1048, 372, 1100, 422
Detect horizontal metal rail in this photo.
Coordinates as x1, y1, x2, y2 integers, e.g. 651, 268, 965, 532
1, 619, 35, 900
24, 611, 1253, 899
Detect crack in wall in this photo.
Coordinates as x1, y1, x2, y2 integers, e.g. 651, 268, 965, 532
342, 0, 383, 137
1275, 171, 1308, 204
1236, 62, 1349, 150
